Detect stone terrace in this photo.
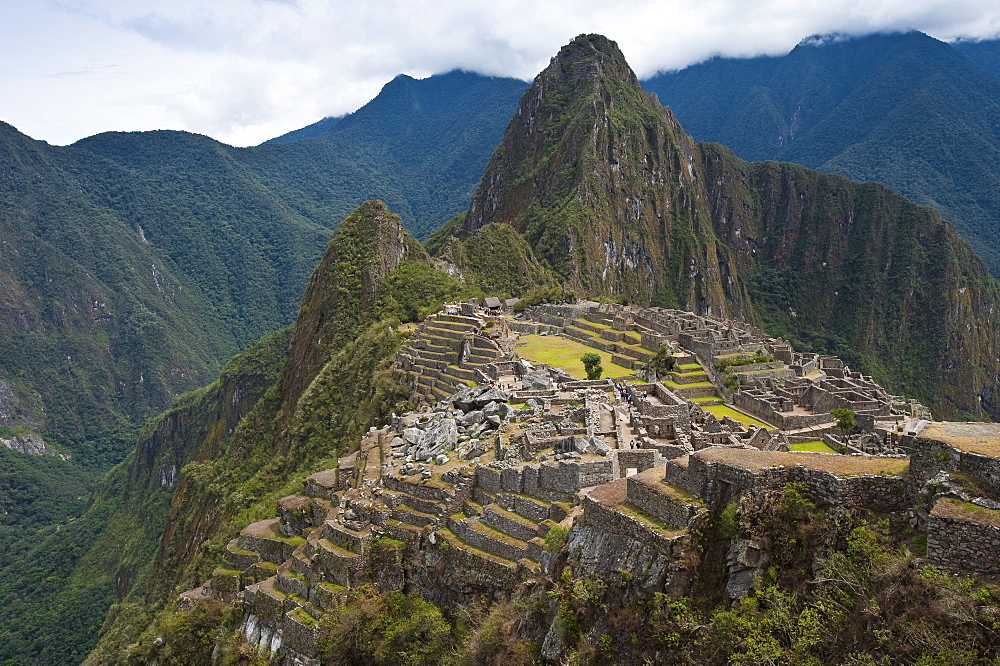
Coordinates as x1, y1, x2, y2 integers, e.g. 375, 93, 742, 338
393, 311, 501, 404
178, 302, 1000, 664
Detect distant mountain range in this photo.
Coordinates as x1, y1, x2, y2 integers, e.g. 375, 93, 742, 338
643, 31, 1000, 274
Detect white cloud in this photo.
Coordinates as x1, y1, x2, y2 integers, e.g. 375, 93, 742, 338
1, 0, 999, 146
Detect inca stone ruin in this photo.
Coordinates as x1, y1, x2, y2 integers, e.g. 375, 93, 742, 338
182, 301, 1000, 664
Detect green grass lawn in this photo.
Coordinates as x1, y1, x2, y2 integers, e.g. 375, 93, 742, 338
677, 363, 702, 370
703, 404, 773, 429
664, 379, 714, 389
791, 440, 839, 454
689, 395, 721, 404
517, 334, 635, 379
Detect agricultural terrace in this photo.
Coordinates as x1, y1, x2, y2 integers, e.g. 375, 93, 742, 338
695, 447, 910, 477
702, 404, 774, 430
791, 440, 839, 454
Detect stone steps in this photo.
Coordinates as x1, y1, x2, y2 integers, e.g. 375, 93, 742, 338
669, 371, 710, 385
470, 335, 498, 351
310, 580, 348, 611
564, 325, 595, 341
426, 319, 475, 334
244, 561, 279, 586
481, 504, 541, 542
434, 313, 483, 326
382, 519, 424, 543
615, 345, 653, 362
210, 567, 242, 601
569, 319, 604, 335
442, 365, 478, 385
306, 537, 361, 588
378, 505, 438, 527
438, 527, 519, 572
302, 469, 341, 501
625, 467, 704, 529
411, 337, 458, 354
320, 520, 371, 554
275, 560, 310, 600
448, 514, 531, 563
244, 575, 294, 621
226, 538, 262, 570
238, 518, 302, 564
414, 348, 456, 365
382, 488, 447, 516
495, 491, 567, 522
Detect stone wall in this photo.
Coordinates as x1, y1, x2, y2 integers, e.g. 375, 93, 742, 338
682, 454, 911, 511
664, 459, 705, 498
625, 477, 699, 529
927, 508, 1000, 575
617, 449, 662, 473
906, 435, 1000, 489
581, 494, 680, 555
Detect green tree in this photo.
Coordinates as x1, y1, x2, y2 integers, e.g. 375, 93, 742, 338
830, 408, 856, 437
649, 344, 676, 376
581, 353, 603, 380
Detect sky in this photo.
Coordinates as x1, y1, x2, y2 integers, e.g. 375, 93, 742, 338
3, 0, 1000, 148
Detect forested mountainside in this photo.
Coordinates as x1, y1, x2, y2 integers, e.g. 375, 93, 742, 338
244, 70, 528, 240
438, 34, 1000, 421
0, 71, 521, 665
0, 70, 523, 567
0, 68, 524, 463
952, 37, 1000, 80
70, 201, 476, 664
642, 31, 1000, 274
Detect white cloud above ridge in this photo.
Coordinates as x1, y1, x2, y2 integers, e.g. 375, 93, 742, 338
2, 0, 1000, 146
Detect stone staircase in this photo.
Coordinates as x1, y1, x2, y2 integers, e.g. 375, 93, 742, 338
395, 312, 501, 405
441, 479, 576, 575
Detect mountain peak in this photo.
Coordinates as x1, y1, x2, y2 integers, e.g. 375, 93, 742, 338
540, 33, 640, 91
459, 34, 720, 309
281, 200, 422, 404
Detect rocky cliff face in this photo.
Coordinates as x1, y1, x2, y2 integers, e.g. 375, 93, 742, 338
281, 200, 423, 407
451, 34, 1000, 419
462, 35, 744, 316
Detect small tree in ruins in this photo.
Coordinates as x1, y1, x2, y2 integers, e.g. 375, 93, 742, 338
581, 353, 603, 380
648, 344, 676, 378
830, 408, 856, 438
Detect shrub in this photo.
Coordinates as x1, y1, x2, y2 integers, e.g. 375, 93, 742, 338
544, 524, 569, 553
581, 353, 603, 380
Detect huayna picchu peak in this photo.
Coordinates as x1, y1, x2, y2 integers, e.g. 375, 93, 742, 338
7, 31, 1000, 666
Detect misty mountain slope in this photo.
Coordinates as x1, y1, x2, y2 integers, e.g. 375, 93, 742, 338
243, 70, 528, 239
642, 31, 1000, 273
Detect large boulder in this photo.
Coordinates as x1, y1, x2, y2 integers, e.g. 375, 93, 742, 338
409, 414, 459, 461
451, 385, 511, 412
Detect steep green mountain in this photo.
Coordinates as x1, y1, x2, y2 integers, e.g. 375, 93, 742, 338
641, 31, 1000, 274
243, 70, 528, 239
442, 33, 1000, 420
952, 37, 1000, 80
0, 327, 288, 665
0, 68, 524, 460
19, 34, 997, 666
0, 122, 244, 465
0, 200, 473, 665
